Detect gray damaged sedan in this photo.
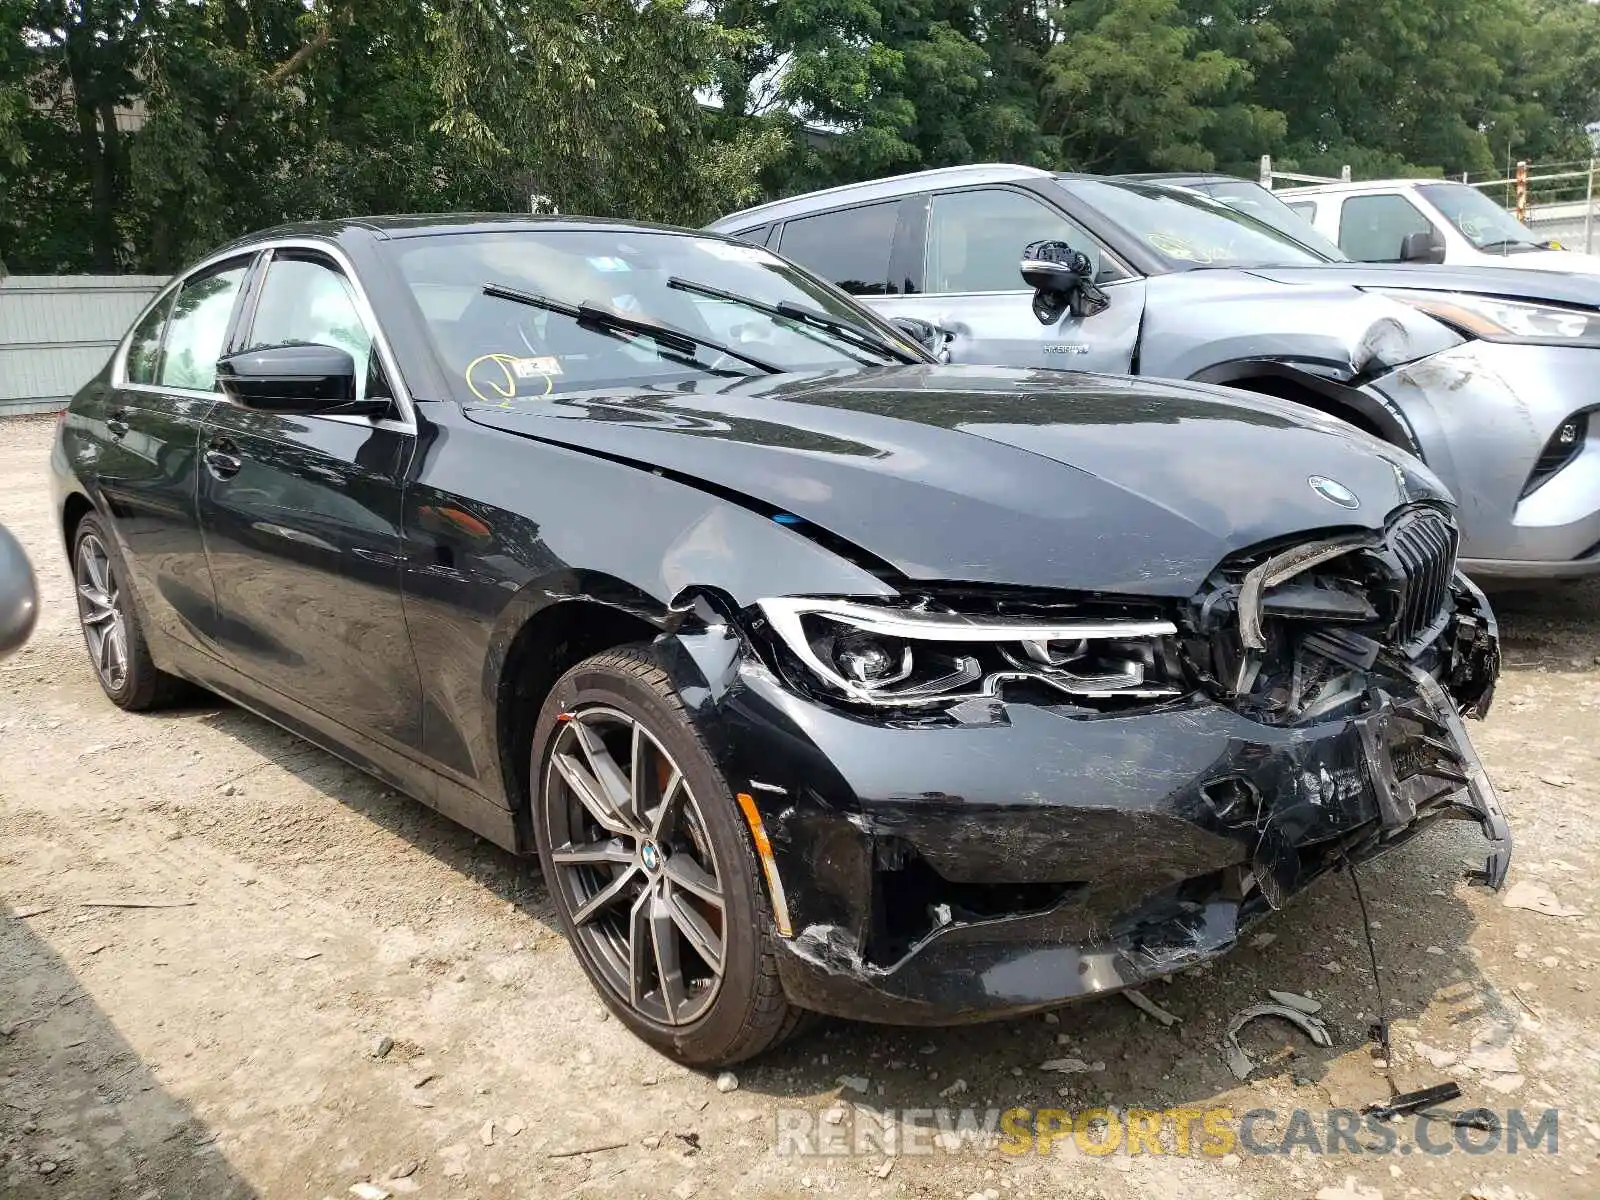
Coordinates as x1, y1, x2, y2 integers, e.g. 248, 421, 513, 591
710, 165, 1600, 582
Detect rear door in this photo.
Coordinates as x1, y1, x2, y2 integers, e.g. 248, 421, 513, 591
197, 246, 423, 751
865, 187, 1146, 374
92, 257, 253, 653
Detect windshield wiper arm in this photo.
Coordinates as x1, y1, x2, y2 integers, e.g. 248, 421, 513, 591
666, 276, 923, 364
1475, 238, 1539, 253
481, 283, 781, 375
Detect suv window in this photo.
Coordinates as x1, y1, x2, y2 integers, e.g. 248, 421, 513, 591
1338, 194, 1435, 262
159, 262, 248, 391
927, 189, 1110, 292
124, 287, 175, 385
247, 254, 379, 400
776, 202, 897, 295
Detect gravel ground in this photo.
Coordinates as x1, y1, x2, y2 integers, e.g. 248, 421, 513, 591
3, 412, 1598, 1200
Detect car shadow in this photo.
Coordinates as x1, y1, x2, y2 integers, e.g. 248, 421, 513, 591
165, 694, 1519, 1132
0, 892, 259, 1198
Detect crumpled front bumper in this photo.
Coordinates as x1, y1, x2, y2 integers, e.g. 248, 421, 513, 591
656, 606, 1511, 1026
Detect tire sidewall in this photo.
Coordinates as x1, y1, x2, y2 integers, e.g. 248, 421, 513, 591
530, 652, 769, 1065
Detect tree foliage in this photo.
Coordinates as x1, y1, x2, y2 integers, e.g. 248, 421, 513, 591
2, 0, 1597, 273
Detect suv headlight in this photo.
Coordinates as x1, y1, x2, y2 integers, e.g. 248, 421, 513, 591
1370, 288, 1600, 349
756, 597, 1187, 707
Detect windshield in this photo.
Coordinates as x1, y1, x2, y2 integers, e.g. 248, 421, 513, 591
1056, 179, 1333, 271
1417, 183, 1544, 252
387, 228, 921, 402
1194, 180, 1348, 260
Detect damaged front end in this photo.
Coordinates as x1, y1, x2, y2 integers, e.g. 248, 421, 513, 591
1184, 501, 1509, 898
656, 502, 1510, 1024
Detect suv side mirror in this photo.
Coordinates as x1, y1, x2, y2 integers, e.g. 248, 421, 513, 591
1020, 239, 1109, 324
217, 344, 388, 416
890, 316, 950, 360
0, 524, 38, 660
1399, 230, 1446, 265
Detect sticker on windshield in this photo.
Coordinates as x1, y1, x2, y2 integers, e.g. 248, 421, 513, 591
465, 352, 555, 406
696, 240, 778, 265
512, 355, 562, 378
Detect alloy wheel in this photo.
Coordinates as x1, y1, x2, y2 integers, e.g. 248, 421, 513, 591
544, 706, 727, 1026
75, 533, 128, 693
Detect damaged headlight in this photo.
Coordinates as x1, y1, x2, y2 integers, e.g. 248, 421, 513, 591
756, 597, 1189, 708
1370, 288, 1600, 349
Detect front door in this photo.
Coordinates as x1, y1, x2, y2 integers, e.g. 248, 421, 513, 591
870, 187, 1147, 375
197, 249, 423, 751
93, 258, 253, 652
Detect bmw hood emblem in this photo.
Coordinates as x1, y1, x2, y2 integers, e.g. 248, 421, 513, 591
1309, 475, 1360, 509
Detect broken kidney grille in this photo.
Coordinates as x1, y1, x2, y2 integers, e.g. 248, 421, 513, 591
1195, 503, 1464, 727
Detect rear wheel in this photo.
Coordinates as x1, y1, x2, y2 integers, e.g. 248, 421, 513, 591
531, 646, 807, 1066
73, 515, 189, 710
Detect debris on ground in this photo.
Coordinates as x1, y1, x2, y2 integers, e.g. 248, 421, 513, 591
1122, 988, 1181, 1026
1223, 1000, 1333, 1080
1502, 880, 1581, 918
349, 1184, 392, 1200
714, 1072, 739, 1093
371, 1035, 394, 1059
1265, 989, 1321, 1014
1040, 1057, 1103, 1074
835, 1074, 869, 1092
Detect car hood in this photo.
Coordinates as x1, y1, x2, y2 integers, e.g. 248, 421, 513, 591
461, 365, 1448, 597
1246, 263, 1600, 308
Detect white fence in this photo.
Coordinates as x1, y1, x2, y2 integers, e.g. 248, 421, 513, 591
0, 275, 166, 417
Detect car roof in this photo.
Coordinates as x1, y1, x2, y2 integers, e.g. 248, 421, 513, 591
1278, 178, 1453, 197
1115, 172, 1238, 186
210, 213, 733, 256
706, 163, 1054, 230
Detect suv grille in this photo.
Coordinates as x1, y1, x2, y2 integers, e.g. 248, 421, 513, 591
1389, 507, 1456, 645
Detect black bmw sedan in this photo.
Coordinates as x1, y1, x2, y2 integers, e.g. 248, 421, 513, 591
52, 216, 1510, 1066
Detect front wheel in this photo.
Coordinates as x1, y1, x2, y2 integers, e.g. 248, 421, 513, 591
530, 646, 807, 1066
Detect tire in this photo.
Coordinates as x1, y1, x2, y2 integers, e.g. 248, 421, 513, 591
72, 514, 191, 711
530, 645, 809, 1066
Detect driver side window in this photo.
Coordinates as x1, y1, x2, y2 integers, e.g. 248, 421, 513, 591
246, 254, 382, 401
925, 189, 1117, 294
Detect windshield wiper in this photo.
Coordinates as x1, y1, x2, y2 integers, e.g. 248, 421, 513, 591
1475, 238, 1540, 254
666, 277, 923, 364
481, 283, 781, 375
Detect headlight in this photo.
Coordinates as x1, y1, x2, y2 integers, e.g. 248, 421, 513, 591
756, 597, 1187, 708
1370, 288, 1600, 348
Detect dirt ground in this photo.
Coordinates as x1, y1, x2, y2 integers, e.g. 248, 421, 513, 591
3, 412, 1598, 1200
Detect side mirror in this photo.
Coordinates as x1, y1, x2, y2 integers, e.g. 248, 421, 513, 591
889, 316, 949, 358
216, 344, 386, 416
0, 524, 38, 661
1021, 239, 1109, 325
1399, 230, 1446, 265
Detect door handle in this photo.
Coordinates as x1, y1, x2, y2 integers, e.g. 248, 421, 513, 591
106, 409, 129, 439
203, 437, 242, 482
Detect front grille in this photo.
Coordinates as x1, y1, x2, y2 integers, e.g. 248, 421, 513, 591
1389, 507, 1457, 645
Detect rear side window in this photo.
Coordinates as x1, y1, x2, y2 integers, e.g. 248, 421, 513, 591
776, 203, 897, 295
124, 288, 175, 384
1338, 194, 1434, 262
1286, 200, 1317, 222
926, 189, 1108, 292
159, 262, 249, 390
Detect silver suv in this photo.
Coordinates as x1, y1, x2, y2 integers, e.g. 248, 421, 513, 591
709, 164, 1600, 582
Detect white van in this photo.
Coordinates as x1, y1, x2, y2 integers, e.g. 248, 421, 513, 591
1283, 178, 1600, 274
